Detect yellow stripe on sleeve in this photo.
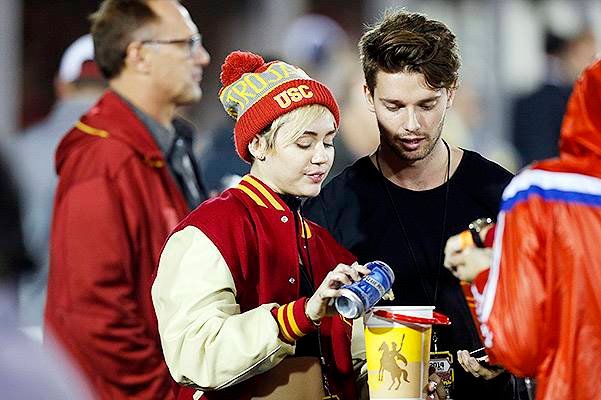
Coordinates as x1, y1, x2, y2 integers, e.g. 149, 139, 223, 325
286, 301, 305, 337
277, 305, 295, 343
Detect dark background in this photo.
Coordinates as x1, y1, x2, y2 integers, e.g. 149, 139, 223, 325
21, 0, 363, 129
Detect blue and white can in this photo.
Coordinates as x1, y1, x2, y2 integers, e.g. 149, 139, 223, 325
335, 260, 395, 319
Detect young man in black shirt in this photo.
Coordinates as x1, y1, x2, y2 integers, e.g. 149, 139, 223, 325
304, 9, 522, 400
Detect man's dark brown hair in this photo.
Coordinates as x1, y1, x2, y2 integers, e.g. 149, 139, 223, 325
359, 9, 460, 93
90, 0, 165, 79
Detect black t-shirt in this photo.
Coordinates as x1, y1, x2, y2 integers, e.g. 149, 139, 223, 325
304, 150, 515, 399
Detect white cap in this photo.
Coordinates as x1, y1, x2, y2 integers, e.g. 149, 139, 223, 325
57, 34, 100, 83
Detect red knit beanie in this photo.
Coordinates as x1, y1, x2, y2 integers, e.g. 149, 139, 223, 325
218, 51, 340, 163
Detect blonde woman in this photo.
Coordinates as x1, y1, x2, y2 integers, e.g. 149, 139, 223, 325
152, 51, 368, 400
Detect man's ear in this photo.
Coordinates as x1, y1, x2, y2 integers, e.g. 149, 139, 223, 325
248, 135, 267, 161
364, 84, 375, 113
124, 41, 151, 74
446, 86, 458, 109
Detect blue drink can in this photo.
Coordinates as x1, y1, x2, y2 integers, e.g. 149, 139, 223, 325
334, 260, 395, 319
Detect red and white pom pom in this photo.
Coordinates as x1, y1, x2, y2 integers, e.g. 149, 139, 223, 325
220, 51, 265, 87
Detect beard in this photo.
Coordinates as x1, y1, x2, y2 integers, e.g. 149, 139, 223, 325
378, 115, 445, 162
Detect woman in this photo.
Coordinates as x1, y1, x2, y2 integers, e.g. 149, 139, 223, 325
152, 51, 369, 400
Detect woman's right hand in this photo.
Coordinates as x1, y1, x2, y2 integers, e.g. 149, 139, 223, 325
305, 262, 370, 323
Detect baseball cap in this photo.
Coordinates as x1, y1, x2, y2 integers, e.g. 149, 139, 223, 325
58, 34, 102, 83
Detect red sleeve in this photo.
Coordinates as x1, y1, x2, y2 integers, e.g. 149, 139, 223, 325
483, 224, 496, 248
460, 281, 482, 343
270, 297, 317, 343
47, 172, 174, 399
472, 269, 490, 293
475, 196, 546, 377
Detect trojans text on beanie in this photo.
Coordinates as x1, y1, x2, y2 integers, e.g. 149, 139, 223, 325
218, 51, 339, 162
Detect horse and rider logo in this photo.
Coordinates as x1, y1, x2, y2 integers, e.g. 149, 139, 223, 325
378, 334, 410, 390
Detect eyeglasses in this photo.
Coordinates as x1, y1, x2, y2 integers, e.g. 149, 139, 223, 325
141, 33, 202, 55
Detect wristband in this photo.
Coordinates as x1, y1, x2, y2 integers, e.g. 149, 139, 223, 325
468, 217, 493, 248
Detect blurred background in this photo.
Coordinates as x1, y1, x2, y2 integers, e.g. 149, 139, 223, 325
1, 0, 599, 172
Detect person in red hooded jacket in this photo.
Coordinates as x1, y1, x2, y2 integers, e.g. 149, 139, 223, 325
444, 58, 601, 399
45, 1, 210, 399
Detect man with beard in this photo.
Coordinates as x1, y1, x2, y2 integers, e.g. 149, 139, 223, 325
304, 9, 522, 400
45, 1, 210, 399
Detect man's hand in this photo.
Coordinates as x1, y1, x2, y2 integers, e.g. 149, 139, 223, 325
443, 231, 492, 283
457, 350, 504, 380
425, 372, 448, 399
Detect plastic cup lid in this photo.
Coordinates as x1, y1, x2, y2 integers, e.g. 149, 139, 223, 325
373, 310, 451, 326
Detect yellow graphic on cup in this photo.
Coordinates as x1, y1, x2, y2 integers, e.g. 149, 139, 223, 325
365, 306, 434, 399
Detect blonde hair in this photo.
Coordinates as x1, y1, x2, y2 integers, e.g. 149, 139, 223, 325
260, 104, 335, 154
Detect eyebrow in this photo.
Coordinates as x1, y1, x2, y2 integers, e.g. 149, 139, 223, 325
300, 129, 337, 137
380, 94, 441, 105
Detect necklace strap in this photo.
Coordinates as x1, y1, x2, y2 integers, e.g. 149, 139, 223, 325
374, 139, 452, 306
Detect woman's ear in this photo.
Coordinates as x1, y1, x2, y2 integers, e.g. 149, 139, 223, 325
248, 135, 267, 161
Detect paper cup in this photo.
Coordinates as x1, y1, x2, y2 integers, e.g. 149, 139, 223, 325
364, 306, 435, 399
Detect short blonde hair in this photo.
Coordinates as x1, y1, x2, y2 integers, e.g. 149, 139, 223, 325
260, 104, 335, 154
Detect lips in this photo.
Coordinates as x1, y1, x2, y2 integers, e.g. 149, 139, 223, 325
192, 70, 203, 82
306, 172, 326, 183
399, 136, 425, 151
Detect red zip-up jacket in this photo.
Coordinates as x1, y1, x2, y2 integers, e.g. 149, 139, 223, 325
473, 60, 601, 399
45, 90, 189, 399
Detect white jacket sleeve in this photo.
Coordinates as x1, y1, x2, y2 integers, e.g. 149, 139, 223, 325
152, 226, 295, 390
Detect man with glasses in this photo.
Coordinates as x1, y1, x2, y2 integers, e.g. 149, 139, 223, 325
45, 1, 210, 399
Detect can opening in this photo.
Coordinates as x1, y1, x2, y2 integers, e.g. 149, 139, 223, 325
335, 296, 360, 319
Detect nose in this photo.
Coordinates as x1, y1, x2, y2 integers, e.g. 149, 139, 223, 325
193, 44, 211, 67
403, 108, 421, 133
311, 142, 330, 164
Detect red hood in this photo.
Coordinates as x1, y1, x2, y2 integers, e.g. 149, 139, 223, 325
55, 90, 164, 174
559, 59, 601, 163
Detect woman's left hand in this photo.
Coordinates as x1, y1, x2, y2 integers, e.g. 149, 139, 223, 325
305, 262, 370, 322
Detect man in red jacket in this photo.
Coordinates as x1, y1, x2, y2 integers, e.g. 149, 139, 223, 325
444, 59, 601, 399
45, 1, 210, 399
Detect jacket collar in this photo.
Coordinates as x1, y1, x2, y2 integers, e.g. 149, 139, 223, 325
235, 175, 313, 238
235, 175, 288, 212
78, 90, 165, 164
